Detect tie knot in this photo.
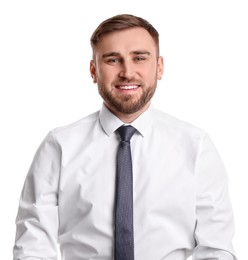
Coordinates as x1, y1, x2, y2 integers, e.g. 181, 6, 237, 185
117, 125, 136, 142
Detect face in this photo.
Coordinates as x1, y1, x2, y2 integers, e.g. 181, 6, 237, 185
90, 27, 164, 115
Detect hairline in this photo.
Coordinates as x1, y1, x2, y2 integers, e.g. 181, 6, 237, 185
90, 14, 160, 60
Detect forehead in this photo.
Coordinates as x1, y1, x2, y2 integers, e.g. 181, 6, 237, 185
95, 27, 157, 56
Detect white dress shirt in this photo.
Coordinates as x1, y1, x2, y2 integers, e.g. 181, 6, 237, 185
14, 104, 237, 260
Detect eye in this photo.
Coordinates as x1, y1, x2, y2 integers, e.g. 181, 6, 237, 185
134, 56, 146, 62
106, 58, 121, 64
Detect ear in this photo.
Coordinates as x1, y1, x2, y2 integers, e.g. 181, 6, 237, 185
90, 60, 97, 83
157, 56, 164, 80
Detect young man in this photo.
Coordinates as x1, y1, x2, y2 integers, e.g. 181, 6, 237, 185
14, 14, 237, 260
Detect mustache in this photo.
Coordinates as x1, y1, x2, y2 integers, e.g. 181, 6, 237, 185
112, 78, 144, 86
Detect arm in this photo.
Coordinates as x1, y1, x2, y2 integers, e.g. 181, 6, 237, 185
193, 134, 237, 260
13, 131, 61, 260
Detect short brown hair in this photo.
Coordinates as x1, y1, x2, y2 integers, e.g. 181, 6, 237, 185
90, 14, 160, 57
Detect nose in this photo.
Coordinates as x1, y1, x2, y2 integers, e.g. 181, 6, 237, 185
118, 61, 136, 79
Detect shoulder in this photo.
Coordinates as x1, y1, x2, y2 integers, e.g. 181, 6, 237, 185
49, 110, 101, 139
152, 108, 207, 139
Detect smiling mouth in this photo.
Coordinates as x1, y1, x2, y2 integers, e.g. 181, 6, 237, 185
115, 84, 140, 90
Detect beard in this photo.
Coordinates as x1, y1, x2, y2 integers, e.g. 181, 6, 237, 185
97, 79, 157, 114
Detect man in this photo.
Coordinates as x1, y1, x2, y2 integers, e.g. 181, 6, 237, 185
13, 14, 237, 260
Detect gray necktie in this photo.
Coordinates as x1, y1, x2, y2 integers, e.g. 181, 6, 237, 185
115, 125, 136, 260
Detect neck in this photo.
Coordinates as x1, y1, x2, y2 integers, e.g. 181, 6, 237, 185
104, 102, 151, 124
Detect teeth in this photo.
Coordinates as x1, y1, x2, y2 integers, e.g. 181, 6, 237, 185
118, 85, 139, 90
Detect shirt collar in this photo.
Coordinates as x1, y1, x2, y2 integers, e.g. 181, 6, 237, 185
99, 103, 154, 137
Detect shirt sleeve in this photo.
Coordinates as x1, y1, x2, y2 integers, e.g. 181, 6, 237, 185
193, 134, 237, 260
13, 131, 61, 260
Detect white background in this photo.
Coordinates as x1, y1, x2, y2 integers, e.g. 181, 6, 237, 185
0, 0, 247, 259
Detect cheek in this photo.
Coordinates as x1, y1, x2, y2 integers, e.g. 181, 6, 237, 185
146, 64, 162, 81
97, 67, 118, 83
142, 65, 158, 81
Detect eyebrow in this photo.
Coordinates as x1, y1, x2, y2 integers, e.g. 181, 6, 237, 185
132, 50, 151, 55
102, 52, 120, 58
102, 50, 151, 59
